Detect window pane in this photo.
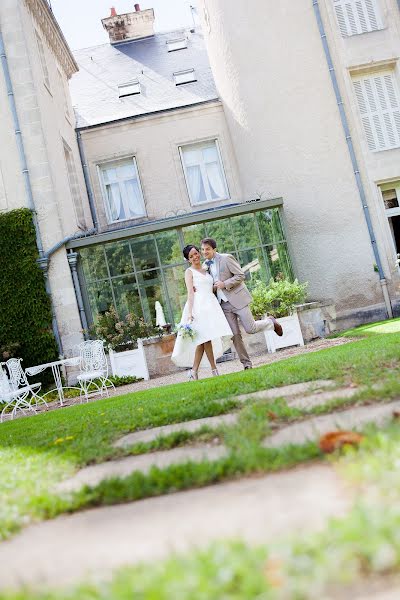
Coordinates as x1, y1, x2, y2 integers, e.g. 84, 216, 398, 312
256, 209, 285, 245
136, 270, 166, 325
265, 243, 294, 281
105, 242, 133, 277
80, 246, 108, 282
205, 161, 227, 199
164, 265, 187, 323
117, 162, 136, 179
382, 189, 399, 210
239, 248, 269, 290
112, 275, 142, 319
86, 281, 113, 320
205, 218, 236, 253
155, 230, 182, 265
182, 223, 207, 247
106, 182, 125, 221
124, 178, 145, 217
186, 165, 207, 203
202, 145, 218, 163
130, 236, 159, 271
231, 214, 260, 249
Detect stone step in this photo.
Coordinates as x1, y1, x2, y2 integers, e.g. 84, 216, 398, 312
56, 444, 228, 493
288, 386, 362, 410
235, 379, 335, 403
1, 465, 347, 590
114, 413, 238, 448
264, 400, 400, 448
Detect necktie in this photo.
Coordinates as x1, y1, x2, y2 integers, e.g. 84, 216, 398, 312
205, 259, 214, 266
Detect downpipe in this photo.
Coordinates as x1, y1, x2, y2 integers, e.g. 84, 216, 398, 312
312, 0, 393, 319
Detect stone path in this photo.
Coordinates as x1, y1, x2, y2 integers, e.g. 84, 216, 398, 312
288, 385, 362, 410
57, 444, 227, 493
264, 399, 400, 448
0, 464, 348, 590
115, 412, 239, 447
235, 379, 335, 403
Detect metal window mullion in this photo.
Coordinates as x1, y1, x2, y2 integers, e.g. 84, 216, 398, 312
128, 241, 148, 320
154, 234, 174, 325
254, 213, 271, 282
103, 245, 118, 317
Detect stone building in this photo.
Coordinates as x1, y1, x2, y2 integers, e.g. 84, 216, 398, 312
1, 0, 400, 363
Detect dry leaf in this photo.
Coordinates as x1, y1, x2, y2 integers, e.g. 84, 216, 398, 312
392, 410, 400, 420
319, 431, 364, 453
267, 411, 278, 420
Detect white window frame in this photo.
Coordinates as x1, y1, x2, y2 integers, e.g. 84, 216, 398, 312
118, 80, 141, 97
353, 70, 400, 152
98, 156, 146, 224
379, 181, 400, 269
333, 0, 383, 37
179, 139, 230, 206
35, 30, 50, 90
173, 69, 196, 85
167, 38, 187, 52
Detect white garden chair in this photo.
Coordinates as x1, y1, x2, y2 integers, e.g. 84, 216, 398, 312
77, 340, 115, 402
0, 361, 39, 422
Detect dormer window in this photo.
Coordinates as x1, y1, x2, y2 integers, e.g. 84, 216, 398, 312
173, 69, 196, 86
167, 37, 187, 52
118, 80, 141, 98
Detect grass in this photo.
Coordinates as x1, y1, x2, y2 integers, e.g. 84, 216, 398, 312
4, 422, 400, 599
1, 321, 400, 542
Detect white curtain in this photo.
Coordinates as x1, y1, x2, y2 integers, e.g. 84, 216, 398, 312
206, 161, 226, 199
186, 165, 202, 203
125, 178, 144, 217
106, 183, 123, 221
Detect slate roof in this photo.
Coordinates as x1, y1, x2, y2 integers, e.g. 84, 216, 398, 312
70, 29, 219, 128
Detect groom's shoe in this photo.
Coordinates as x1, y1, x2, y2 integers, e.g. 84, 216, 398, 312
270, 316, 283, 337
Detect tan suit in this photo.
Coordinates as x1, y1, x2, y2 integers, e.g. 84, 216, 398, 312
210, 253, 274, 368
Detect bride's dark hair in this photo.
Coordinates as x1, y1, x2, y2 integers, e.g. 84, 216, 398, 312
182, 244, 200, 260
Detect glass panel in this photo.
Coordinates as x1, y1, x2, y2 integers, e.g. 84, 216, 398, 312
124, 179, 144, 217
382, 189, 399, 210
130, 235, 159, 271
86, 280, 113, 320
136, 270, 166, 325
112, 275, 142, 319
80, 246, 108, 282
203, 144, 218, 163
155, 230, 182, 265
182, 223, 207, 247
256, 209, 285, 245
265, 243, 294, 281
106, 182, 125, 221
231, 213, 260, 249
186, 165, 207, 203
117, 162, 136, 180
105, 242, 133, 277
164, 265, 187, 323
239, 248, 269, 290
205, 218, 236, 253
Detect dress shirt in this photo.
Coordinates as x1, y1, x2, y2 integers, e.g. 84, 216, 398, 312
208, 259, 228, 303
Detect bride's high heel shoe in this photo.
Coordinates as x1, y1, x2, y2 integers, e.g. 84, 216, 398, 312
188, 369, 198, 381
211, 368, 219, 377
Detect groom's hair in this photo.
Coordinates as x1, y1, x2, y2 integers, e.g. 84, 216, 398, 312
201, 238, 217, 249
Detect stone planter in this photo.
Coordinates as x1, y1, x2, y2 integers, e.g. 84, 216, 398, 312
141, 333, 179, 378
109, 339, 150, 380
264, 313, 305, 353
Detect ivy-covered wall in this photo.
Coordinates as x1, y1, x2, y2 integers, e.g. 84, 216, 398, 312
0, 208, 58, 368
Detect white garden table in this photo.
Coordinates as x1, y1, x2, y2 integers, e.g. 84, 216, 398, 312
26, 356, 80, 406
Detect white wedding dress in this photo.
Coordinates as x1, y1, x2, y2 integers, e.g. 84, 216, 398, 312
171, 267, 233, 368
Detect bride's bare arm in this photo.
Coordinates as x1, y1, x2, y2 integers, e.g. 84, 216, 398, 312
184, 268, 195, 323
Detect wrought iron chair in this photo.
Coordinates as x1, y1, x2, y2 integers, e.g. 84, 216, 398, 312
77, 340, 115, 402
5, 358, 47, 408
0, 361, 38, 422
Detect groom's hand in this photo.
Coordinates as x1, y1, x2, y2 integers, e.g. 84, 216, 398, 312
214, 280, 225, 290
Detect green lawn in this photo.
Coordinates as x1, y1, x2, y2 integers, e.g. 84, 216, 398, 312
1, 321, 400, 544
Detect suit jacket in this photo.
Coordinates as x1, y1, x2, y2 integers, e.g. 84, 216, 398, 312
212, 252, 252, 310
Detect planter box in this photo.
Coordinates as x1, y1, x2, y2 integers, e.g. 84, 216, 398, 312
109, 339, 150, 380
264, 313, 304, 353
142, 333, 179, 378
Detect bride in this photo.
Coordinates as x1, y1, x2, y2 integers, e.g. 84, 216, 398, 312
171, 244, 233, 380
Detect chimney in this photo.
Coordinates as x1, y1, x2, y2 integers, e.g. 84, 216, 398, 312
102, 4, 155, 44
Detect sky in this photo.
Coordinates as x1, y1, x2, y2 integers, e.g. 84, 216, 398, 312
51, 0, 198, 51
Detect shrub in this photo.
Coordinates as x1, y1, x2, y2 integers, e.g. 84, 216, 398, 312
0, 209, 58, 373
91, 306, 161, 351
250, 278, 308, 319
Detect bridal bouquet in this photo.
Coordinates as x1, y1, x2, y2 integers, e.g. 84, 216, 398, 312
175, 323, 197, 341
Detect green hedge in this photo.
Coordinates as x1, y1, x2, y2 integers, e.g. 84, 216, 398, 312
0, 209, 58, 371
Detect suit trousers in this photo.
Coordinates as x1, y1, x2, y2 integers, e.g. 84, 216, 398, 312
221, 300, 274, 368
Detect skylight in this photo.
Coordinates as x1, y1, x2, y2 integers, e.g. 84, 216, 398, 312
118, 80, 141, 97
173, 69, 196, 86
167, 37, 187, 52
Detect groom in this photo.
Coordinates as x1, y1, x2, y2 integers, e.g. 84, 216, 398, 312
201, 237, 283, 370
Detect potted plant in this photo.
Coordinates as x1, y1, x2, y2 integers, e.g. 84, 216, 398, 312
91, 307, 160, 379
250, 278, 308, 353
